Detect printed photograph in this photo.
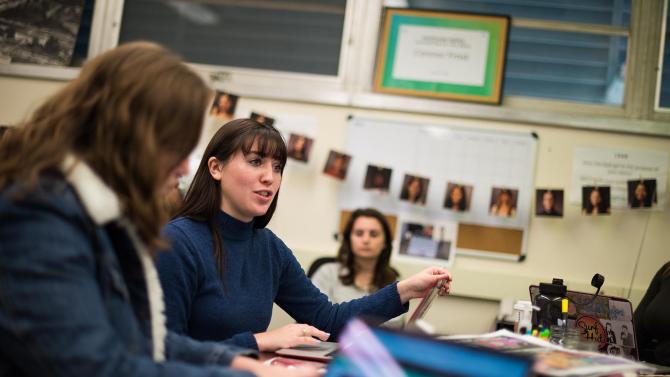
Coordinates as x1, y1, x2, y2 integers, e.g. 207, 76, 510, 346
398, 222, 451, 262
489, 187, 518, 218
601, 319, 636, 359
535, 189, 564, 217
443, 182, 473, 212
363, 165, 392, 192
323, 150, 351, 180
287, 133, 313, 163
0, 0, 85, 66
209, 91, 238, 120
627, 179, 657, 209
582, 186, 611, 215
250, 111, 275, 127
399, 174, 429, 205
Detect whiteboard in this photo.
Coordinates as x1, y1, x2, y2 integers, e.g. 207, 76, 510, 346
338, 116, 538, 260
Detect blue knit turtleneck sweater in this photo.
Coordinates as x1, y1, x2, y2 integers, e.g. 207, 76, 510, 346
156, 210, 408, 350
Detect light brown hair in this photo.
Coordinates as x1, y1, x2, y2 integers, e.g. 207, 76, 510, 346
0, 41, 210, 252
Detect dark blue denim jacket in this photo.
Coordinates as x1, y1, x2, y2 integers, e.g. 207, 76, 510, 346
0, 165, 256, 377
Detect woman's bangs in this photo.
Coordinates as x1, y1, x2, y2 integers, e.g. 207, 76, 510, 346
241, 128, 287, 165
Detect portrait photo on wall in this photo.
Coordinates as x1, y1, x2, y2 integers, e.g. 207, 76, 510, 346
399, 174, 429, 205
443, 182, 473, 212
286, 133, 314, 163
363, 165, 392, 192
582, 186, 611, 215
250, 111, 275, 127
398, 222, 451, 263
209, 90, 238, 120
489, 187, 518, 218
535, 189, 564, 217
323, 150, 351, 180
627, 179, 657, 208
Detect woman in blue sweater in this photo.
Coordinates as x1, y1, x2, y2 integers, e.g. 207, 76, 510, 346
157, 119, 452, 352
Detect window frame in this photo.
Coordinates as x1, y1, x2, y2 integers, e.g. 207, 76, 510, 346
1, 0, 669, 136
655, 0, 670, 113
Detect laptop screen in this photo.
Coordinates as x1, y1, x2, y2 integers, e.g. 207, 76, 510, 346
529, 285, 638, 360
326, 318, 532, 377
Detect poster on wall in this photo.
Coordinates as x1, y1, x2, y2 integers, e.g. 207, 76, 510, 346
0, 0, 85, 66
571, 146, 668, 209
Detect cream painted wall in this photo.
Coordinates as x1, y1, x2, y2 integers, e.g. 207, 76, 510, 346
1, 75, 669, 335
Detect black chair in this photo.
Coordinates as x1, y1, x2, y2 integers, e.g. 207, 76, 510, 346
307, 256, 337, 278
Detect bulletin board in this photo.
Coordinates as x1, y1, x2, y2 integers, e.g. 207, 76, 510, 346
338, 116, 538, 261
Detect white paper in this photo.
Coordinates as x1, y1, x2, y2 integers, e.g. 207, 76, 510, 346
442, 330, 652, 377
392, 24, 489, 86
571, 146, 668, 208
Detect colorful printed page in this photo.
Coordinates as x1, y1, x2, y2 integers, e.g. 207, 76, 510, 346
443, 330, 652, 377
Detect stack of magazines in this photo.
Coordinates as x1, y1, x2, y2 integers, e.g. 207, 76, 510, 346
443, 330, 654, 376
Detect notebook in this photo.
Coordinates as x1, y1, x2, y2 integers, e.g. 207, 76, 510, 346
326, 318, 533, 377
529, 285, 638, 360
276, 279, 445, 361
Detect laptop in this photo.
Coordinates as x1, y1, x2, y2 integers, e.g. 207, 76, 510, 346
529, 285, 639, 360
326, 318, 533, 377
276, 279, 446, 361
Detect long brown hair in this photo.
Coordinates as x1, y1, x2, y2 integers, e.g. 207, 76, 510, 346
0, 42, 210, 252
662, 261, 670, 279
337, 208, 398, 291
176, 118, 287, 276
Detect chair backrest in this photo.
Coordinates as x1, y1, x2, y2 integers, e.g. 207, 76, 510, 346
307, 256, 337, 278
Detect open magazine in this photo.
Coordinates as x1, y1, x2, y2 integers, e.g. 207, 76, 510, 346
442, 330, 653, 377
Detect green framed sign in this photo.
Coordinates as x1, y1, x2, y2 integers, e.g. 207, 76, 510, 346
374, 9, 510, 105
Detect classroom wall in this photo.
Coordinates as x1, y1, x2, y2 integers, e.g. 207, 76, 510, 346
1, 75, 669, 335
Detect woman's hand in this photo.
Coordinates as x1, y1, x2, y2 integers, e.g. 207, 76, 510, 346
254, 323, 330, 352
231, 356, 322, 377
396, 267, 452, 304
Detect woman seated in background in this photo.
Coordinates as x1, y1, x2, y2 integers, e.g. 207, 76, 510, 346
157, 119, 452, 353
310, 208, 404, 328
0, 42, 312, 377
634, 261, 670, 366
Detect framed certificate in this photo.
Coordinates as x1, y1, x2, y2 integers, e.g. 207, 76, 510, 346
374, 9, 510, 104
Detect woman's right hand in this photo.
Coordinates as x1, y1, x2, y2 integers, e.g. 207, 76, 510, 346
396, 267, 452, 304
254, 323, 330, 352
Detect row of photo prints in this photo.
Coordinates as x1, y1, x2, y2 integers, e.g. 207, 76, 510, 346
210, 91, 659, 218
